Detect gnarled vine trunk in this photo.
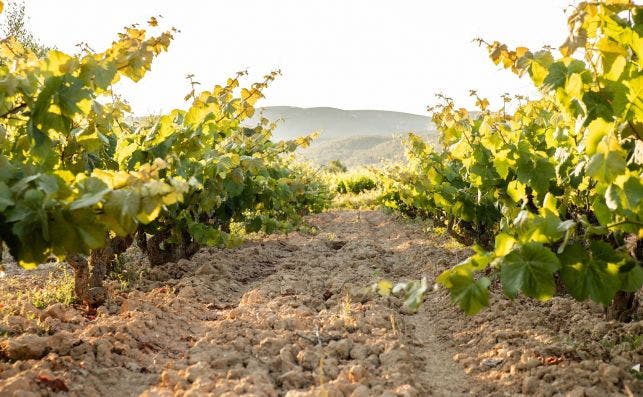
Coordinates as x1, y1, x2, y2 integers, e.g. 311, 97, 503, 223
135, 225, 148, 254
446, 215, 474, 246
69, 235, 132, 308
140, 228, 200, 267
606, 236, 641, 322
606, 291, 638, 322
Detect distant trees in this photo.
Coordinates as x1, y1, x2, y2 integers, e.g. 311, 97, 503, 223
324, 159, 348, 174
1, 0, 50, 57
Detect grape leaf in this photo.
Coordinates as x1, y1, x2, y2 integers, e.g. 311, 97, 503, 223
560, 244, 620, 305
500, 243, 560, 300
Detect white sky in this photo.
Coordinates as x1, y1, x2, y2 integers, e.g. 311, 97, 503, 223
17, 0, 573, 115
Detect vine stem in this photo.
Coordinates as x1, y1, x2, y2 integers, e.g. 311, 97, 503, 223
0, 103, 26, 119
606, 220, 643, 229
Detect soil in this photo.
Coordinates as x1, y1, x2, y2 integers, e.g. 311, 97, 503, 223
0, 210, 641, 396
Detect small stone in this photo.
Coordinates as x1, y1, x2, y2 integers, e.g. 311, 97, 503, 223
70, 342, 93, 361
160, 369, 182, 387
257, 337, 288, 357
42, 317, 61, 333
95, 339, 113, 365
347, 364, 366, 382
329, 339, 353, 360
2, 334, 49, 360
0, 374, 34, 395
350, 385, 370, 397
334, 381, 358, 396
95, 306, 109, 317
583, 386, 604, 397
516, 358, 541, 370
598, 363, 620, 385
279, 345, 296, 365
453, 353, 467, 361
47, 331, 77, 356
396, 384, 419, 397
481, 358, 504, 368
119, 299, 143, 313
379, 348, 407, 366
195, 263, 216, 275
522, 376, 539, 395
580, 360, 598, 371
279, 369, 313, 390
297, 349, 320, 371
177, 286, 196, 298
6, 316, 29, 333
43, 303, 67, 321
566, 386, 585, 397
185, 361, 209, 383
125, 362, 141, 372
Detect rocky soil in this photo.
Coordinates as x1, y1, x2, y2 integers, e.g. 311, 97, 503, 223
0, 210, 641, 396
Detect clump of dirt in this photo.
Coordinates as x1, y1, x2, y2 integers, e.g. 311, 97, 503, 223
0, 210, 641, 396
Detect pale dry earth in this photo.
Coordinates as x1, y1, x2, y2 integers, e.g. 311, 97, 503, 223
0, 210, 641, 396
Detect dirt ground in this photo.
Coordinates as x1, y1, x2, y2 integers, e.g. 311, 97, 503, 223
0, 210, 641, 396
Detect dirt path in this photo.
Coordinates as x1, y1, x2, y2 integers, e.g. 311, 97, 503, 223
1, 210, 641, 396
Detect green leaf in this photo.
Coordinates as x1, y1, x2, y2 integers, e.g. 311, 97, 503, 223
70, 178, 111, 210
136, 195, 162, 224
625, 76, 643, 125
559, 243, 620, 305
79, 57, 117, 89
0, 182, 14, 211
583, 119, 612, 155
586, 151, 626, 182
76, 221, 106, 249
605, 184, 621, 211
592, 195, 613, 225
565, 73, 583, 99
543, 62, 567, 90
590, 240, 621, 263
528, 50, 554, 86
448, 274, 490, 315
401, 277, 429, 312
619, 261, 643, 293
500, 243, 561, 300
516, 211, 566, 244
507, 180, 526, 202
49, 214, 86, 255
530, 157, 556, 196
622, 176, 643, 210
583, 91, 615, 123
494, 233, 516, 257
102, 189, 141, 236
188, 222, 228, 246
493, 156, 511, 179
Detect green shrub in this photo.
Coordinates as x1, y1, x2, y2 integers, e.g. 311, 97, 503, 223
335, 174, 377, 194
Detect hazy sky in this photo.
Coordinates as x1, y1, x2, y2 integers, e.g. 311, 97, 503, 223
14, 1, 572, 115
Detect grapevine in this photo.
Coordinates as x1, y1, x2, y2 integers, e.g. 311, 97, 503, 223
0, 5, 330, 305
380, 0, 642, 320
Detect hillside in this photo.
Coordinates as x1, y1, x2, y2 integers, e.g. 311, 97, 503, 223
249, 106, 438, 167
296, 133, 438, 169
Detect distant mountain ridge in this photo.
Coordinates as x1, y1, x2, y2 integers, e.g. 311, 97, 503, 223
246, 106, 438, 168
252, 106, 436, 141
